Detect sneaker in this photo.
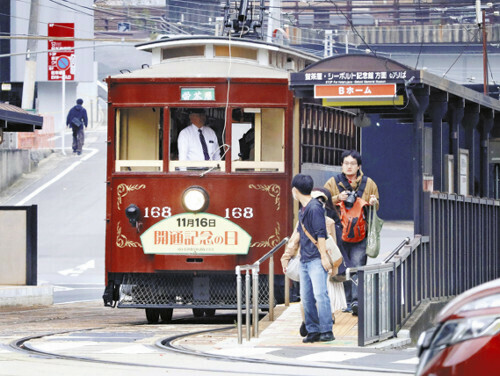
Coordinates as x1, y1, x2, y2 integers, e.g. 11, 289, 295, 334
77, 151, 81, 155
302, 332, 321, 343
319, 332, 335, 342
342, 306, 352, 313
299, 321, 308, 337
351, 303, 358, 316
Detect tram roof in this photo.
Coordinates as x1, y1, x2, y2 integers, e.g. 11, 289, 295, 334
111, 58, 296, 79
135, 35, 319, 63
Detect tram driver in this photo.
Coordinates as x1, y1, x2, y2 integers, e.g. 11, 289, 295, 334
177, 109, 221, 162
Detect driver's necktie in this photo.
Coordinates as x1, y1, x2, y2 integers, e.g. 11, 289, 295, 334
198, 129, 210, 160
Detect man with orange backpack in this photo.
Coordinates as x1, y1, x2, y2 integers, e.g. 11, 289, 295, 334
324, 150, 379, 316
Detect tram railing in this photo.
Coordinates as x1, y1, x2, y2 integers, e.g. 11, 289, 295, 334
352, 192, 500, 346
235, 237, 288, 344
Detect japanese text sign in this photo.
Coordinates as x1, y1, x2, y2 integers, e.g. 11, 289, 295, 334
314, 84, 396, 99
48, 23, 74, 81
180, 88, 215, 101
140, 213, 251, 255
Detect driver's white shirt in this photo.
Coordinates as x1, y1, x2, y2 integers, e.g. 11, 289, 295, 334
177, 124, 221, 161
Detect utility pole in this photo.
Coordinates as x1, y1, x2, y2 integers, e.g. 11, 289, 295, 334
266, 0, 281, 43
476, 0, 489, 96
21, 0, 39, 110
481, 9, 488, 96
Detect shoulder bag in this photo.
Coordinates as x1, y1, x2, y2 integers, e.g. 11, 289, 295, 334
300, 221, 343, 274
366, 205, 384, 258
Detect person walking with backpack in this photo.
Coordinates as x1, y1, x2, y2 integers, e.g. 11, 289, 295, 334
66, 98, 88, 155
324, 150, 379, 316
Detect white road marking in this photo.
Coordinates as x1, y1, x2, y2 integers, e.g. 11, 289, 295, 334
58, 259, 95, 277
53, 286, 74, 292
210, 347, 276, 357
15, 147, 99, 206
32, 342, 92, 352
298, 351, 372, 362
394, 357, 420, 365
99, 344, 159, 354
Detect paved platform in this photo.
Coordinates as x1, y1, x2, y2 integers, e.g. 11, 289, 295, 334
176, 302, 411, 350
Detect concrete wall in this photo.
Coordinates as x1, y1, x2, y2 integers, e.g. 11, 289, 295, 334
0, 149, 31, 191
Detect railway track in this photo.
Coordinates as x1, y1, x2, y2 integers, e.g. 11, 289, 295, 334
9, 317, 414, 376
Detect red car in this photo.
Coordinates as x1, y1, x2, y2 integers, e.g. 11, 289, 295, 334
416, 278, 500, 376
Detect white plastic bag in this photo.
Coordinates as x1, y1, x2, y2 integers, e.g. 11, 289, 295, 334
285, 256, 300, 282
327, 277, 347, 312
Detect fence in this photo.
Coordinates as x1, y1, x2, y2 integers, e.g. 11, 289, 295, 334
355, 192, 500, 346
235, 237, 288, 344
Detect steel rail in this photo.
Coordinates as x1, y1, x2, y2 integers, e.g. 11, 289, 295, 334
8, 322, 414, 375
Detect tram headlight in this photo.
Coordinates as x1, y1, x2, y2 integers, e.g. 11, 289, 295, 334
125, 204, 141, 227
182, 186, 209, 213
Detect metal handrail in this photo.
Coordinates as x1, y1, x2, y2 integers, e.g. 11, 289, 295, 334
382, 237, 411, 263
235, 237, 288, 344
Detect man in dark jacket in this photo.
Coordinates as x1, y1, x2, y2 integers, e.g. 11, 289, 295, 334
66, 98, 88, 155
292, 174, 334, 343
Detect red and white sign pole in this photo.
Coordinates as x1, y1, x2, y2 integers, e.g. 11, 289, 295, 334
48, 23, 75, 155
57, 55, 71, 155
61, 71, 66, 154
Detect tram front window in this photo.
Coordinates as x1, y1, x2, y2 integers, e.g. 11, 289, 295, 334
169, 108, 225, 171
231, 108, 285, 172
115, 108, 163, 172
168, 107, 284, 173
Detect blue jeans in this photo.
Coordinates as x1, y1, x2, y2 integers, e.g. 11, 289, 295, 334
300, 258, 333, 334
342, 238, 367, 306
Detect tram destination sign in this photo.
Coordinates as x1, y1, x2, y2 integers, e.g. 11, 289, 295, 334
291, 70, 419, 85
140, 212, 251, 255
180, 88, 215, 101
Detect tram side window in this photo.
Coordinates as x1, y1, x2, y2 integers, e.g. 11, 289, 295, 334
231, 108, 285, 173
169, 108, 226, 172
115, 108, 163, 172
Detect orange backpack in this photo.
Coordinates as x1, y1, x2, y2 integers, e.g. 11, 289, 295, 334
335, 174, 369, 243
339, 198, 369, 243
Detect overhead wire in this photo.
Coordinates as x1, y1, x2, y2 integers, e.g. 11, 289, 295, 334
10, 0, 496, 72
325, 0, 377, 56
442, 28, 481, 79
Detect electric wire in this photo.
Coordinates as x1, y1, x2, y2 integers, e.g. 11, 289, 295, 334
442, 28, 481, 79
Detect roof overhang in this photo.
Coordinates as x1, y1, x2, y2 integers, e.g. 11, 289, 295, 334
290, 54, 500, 123
0, 103, 43, 132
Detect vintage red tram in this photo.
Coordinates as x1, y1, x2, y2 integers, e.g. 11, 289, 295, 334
102, 35, 358, 322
